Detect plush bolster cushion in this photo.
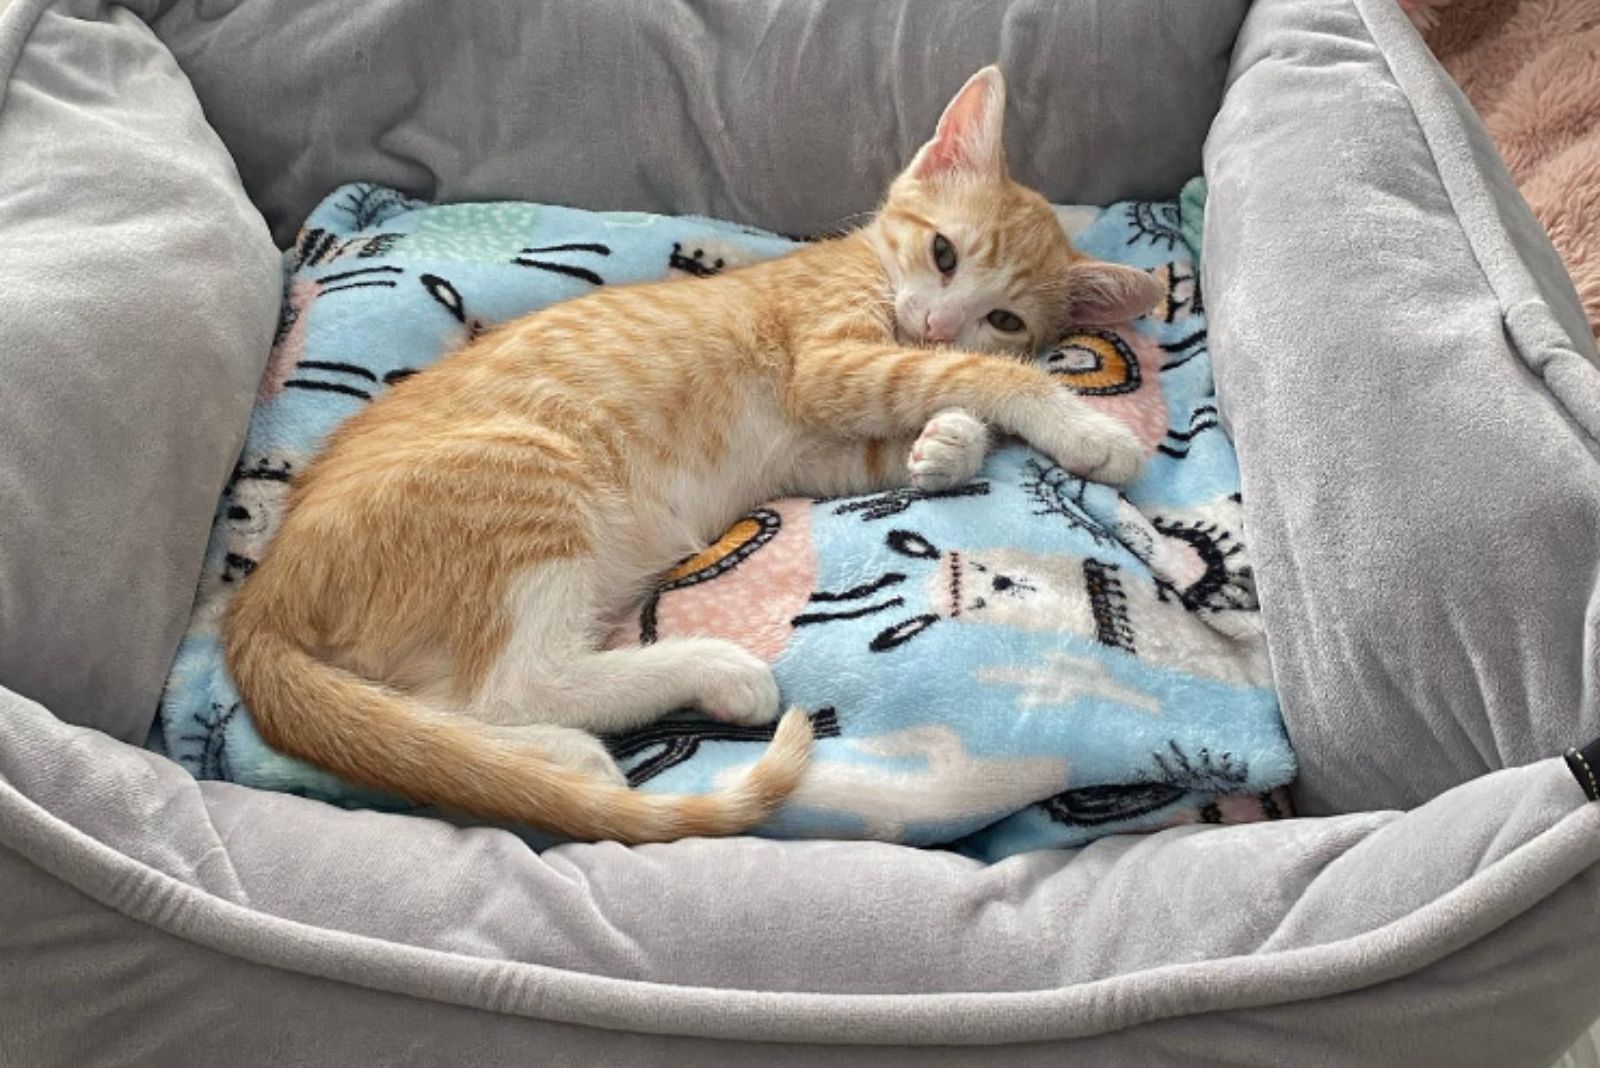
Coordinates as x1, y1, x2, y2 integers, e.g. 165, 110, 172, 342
1206, 0, 1600, 815
2, 683, 1598, 1065
0, 0, 280, 742
146, 0, 1249, 245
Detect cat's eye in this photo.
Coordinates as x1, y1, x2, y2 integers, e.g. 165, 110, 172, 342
931, 233, 958, 274
986, 309, 1025, 333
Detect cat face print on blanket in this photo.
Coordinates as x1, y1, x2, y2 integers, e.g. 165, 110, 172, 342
159, 150, 1294, 856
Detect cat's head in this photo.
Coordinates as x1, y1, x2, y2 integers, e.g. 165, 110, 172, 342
870, 66, 1163, 354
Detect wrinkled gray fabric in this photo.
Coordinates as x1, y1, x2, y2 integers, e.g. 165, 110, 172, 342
1, 685, 1597, 1063
2, 849, 1598, 1068
144, 0, 1247, 247
1206, 0, 1600, 816
0, 0, 279, 742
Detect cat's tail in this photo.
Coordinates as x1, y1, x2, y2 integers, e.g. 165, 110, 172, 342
224, 623, 813, 844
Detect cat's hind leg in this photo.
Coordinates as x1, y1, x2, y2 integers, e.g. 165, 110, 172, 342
470, 561, 780, 733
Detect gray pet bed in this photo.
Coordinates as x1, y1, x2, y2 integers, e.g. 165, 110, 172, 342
2, 0, 1598, 1064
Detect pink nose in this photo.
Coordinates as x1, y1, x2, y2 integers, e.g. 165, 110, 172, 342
924, 309, 961, 343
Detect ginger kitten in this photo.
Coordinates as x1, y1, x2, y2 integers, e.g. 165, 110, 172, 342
224, 66, 1163, 843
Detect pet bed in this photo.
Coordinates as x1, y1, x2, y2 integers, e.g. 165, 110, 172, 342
1, 0, 1597, 1064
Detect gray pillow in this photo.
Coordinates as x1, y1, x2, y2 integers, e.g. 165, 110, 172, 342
0, 0, 280, 742
146, 0, 1249, 246
1206, 0, 1600, 815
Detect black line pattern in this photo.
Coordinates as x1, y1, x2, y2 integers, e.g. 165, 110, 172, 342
1125, 201, 1184, 251
605, 708, 842, 787
868, 613, 940, 652
510, 259, 605, 285
824, 480, 990, 522
510, 243, 612, 287
284, 379, 373, 401
808, 573, 907, 602
524, 242, 612, 256
1260, 791, 1284, 820
273, 301, 299, 348
1150, 516, 1256, 613
292, 227, 404, 270
793, 596, 906, 628
1150, 740, 1249, 793
321, 280, 398, 296
318, 265, 404, 287
335, 184, 423, 230
232, 456, 295, 484
1158, 261, 1201, 324
1083, 559, 1134, 653
1157, 405, 1221, 459
1159, 328, 1207, 356
292, 228, 338, 270
178, 702, 238, 780
669, 242, 727, 278
1042, 781, 1188, 827
357, 233, 403, 258
297, 360, 378, 382
1020, 460, 1115, 547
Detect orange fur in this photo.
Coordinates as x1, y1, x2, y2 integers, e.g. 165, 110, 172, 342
223, 66, 1163, 843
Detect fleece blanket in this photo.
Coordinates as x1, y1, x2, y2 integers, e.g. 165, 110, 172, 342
1404, 0, 1600, 345
158, 181, 1295, 859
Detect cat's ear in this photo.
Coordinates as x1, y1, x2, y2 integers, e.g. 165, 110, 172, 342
1065, 262, 1165, 326
906, 66, 1007, 183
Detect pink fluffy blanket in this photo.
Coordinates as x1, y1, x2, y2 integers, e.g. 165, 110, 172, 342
1403, 0, 1600, 344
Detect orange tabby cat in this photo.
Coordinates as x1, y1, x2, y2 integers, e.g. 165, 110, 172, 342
224, 66, 1163, 843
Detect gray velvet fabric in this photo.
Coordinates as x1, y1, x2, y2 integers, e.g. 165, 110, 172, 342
144, 0, 1248, 247
2, 849, 1598, 1068
0, 0, 280, 743
2, 683, 1597, 1064
1206, 0, 1600, 816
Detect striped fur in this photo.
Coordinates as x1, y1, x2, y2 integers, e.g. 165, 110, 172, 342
223, 66, 1165, 843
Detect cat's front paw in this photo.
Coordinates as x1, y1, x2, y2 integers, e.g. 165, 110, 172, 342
690, 641, 782, 726
909, 408, 990, 491
1047, 411, 1145, 485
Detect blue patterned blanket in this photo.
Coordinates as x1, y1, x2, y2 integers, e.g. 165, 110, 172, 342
157, 181, 1295, 859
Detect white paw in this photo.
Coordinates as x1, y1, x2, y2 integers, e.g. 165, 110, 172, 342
1046, 411, 1146, 485
689, 641, 781, 725
908, 408, 990, 492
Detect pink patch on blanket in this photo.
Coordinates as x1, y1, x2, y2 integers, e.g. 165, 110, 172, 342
1044, 326, 1168, 454
258, 277, 319, 401
607, 497, 816, 663
1156, 788, 1294, 831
